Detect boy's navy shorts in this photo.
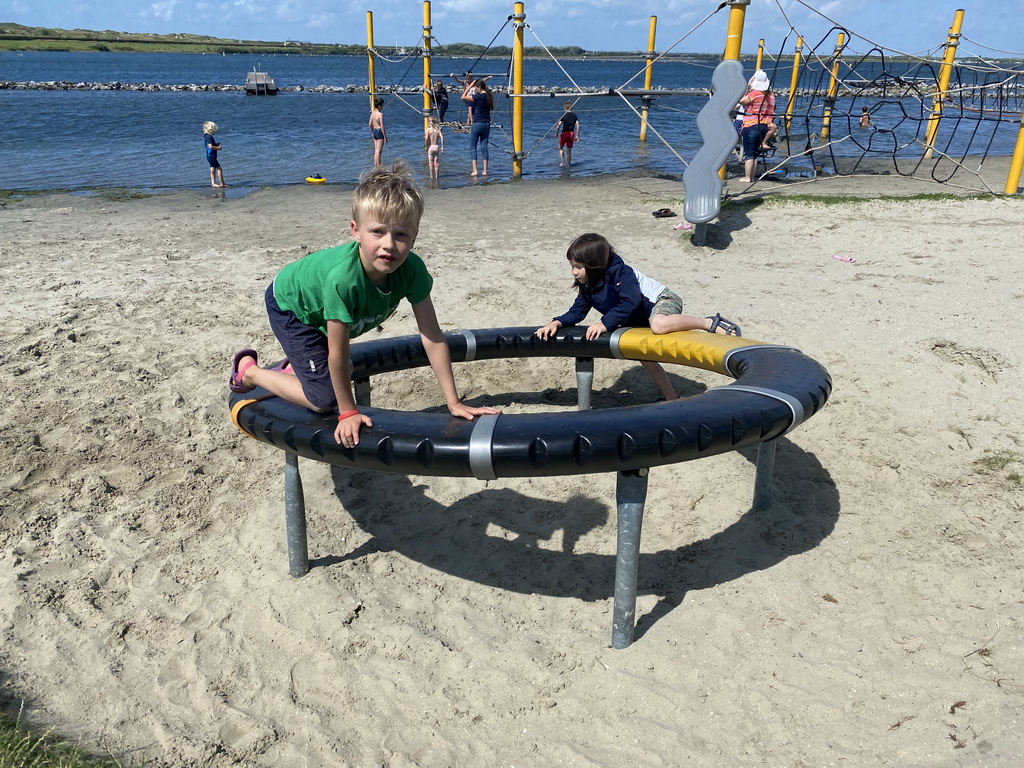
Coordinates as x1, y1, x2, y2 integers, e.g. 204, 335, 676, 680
265, 283, 336, 410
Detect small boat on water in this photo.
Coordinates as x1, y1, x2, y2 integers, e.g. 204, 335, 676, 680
244, 68, 278, 95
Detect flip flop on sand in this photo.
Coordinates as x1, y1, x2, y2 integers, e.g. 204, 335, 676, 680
229, 349, 258, 393
673, 222, 693, 230
652, 208, 676, 218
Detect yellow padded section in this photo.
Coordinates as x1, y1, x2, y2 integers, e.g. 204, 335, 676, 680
616, 329, 767, 375
230, 394, 276, 438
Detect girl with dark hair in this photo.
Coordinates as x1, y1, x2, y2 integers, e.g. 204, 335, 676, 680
535, 233, 741, 400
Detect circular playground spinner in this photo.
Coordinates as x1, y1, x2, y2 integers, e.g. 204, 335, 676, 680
229, 327, 831, 478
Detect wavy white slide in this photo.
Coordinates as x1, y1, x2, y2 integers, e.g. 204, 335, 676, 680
682, 59, 747, 234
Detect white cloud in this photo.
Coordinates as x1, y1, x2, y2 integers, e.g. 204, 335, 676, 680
149, 0, 178, 22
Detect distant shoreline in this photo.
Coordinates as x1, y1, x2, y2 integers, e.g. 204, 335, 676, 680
0, 22, 723, 58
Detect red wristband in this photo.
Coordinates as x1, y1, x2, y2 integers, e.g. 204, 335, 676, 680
337, 408, 360, 421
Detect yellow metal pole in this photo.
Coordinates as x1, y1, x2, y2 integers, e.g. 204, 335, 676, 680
720, 0, 749, 179
722, 0, 749, 62
512, 2, 525, 178
640, 17, 657, 142
756, 38, 764, 70
819, 31, 845, 145
785, 35, 803, 134
366, 12, 377, 110
423, 1, 433, 134
924, 8, 966, 159
1004, 112, 1024, 194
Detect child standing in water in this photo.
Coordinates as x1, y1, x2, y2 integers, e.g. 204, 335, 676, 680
556, 100, 581, 167
230, 160, 499, 447
202, 121, 225, 188
424, 116, 444, 178
535, 233, 742, 401
369, 98, 387, 166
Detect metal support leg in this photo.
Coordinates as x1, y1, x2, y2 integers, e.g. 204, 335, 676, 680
285, 452, 309, 577
354, 376, 372, 407
692, 222, 708, 247
753, 439, 777, 512
575, 357, 594, 411
611, 468, 649, 650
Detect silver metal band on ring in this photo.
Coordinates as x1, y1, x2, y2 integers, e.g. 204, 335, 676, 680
459, 329, 478, 362
468, 413, 500, 480
609, 327, 631, 359
709, 384, 806, 434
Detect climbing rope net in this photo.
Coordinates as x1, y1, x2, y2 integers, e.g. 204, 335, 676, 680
370, 1, 1024, 193
748, 0, 1024, 192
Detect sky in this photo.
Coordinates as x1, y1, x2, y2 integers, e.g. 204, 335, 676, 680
3, 0, 1023, 58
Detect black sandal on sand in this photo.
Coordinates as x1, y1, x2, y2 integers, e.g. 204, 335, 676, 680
652, 208, 676, 218
707, 314, 742, 337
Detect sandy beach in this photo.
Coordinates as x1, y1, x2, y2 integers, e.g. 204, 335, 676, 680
2, 169, 1023, 766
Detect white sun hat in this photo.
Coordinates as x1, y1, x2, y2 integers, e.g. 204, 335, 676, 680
749, 70, 770, 91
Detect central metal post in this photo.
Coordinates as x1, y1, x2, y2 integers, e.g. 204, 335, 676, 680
285, 451, 309, 577
752, 438, 778, 511
575, 357, 594, 411
611, 468, 649, 649
354, 376, 372, 407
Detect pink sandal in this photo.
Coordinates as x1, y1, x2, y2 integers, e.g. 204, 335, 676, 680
229, 349, 258, 393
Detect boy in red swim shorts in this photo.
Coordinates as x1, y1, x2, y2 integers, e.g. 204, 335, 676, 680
556, 100, 581, 168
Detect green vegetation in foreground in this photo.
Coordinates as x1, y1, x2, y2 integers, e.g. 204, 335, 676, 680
0, 707, 122, 768
95, 188, 152, 202
974, 448, 1023, 488
0, 189, 62, 200
758, 192, 1004, 206
0, 188, 154, 203
975, 448, 1023, 472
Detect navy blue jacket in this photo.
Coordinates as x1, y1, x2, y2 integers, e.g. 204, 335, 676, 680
553, 252, 654, 331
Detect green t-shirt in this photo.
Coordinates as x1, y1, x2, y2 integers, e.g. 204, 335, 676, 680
272, 240, 433, 337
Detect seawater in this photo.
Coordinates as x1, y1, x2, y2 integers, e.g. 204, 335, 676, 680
0, 51, 1017, 193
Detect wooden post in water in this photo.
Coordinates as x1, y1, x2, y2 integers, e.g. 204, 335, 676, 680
366, 12, 378, 109
719, 0, 749, 180
512, 2, 525, 178
924, 8, 966, 159
785, 36, 803, 135
423, 1, 433, 133
640, 17, 657, 142
819, 31, 845, 145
